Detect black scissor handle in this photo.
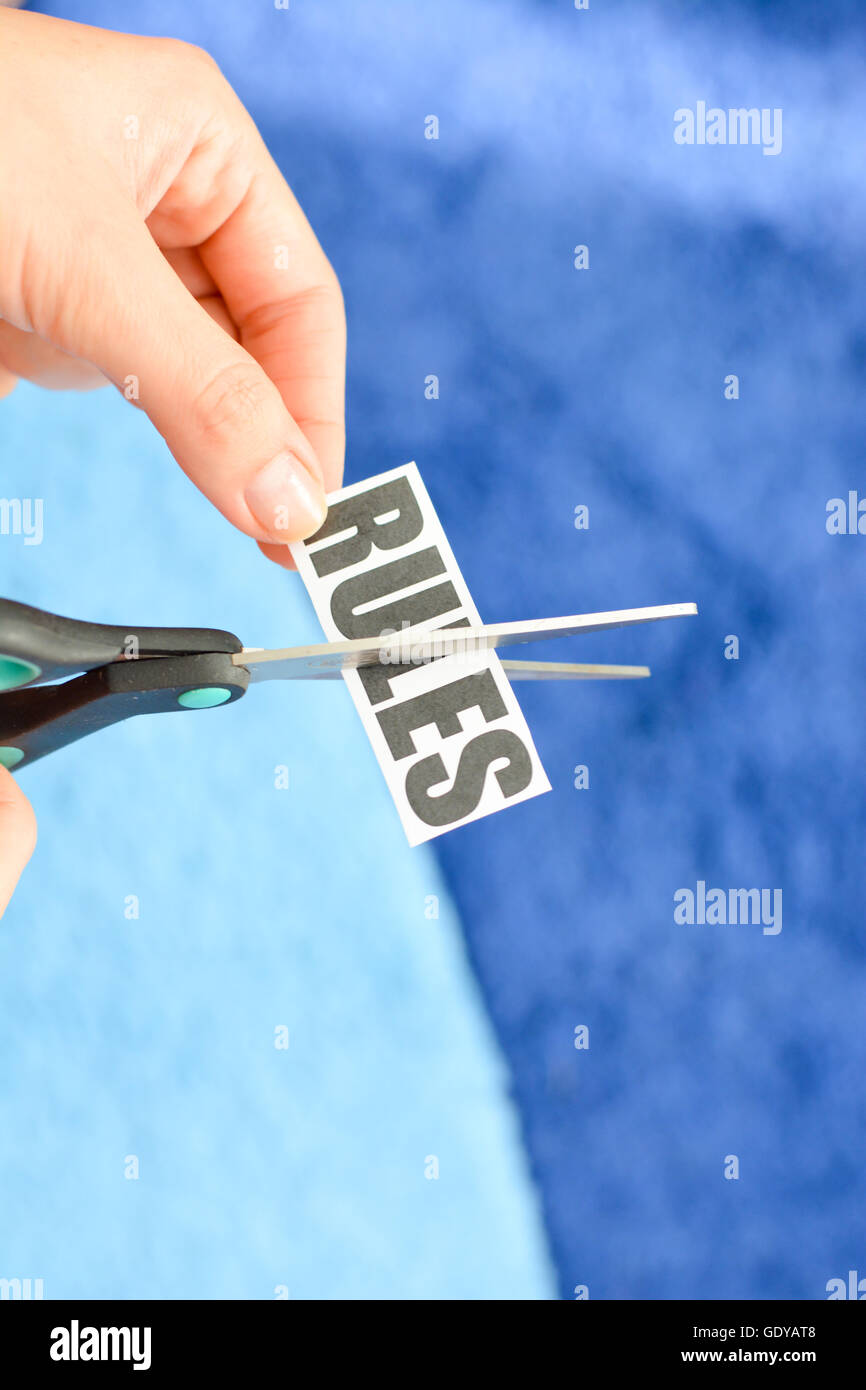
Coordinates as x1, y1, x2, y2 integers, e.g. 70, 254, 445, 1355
0, 652, 250, 769
0, 598, 242, 689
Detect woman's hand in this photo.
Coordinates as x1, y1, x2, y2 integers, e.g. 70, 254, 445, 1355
0, 8, 345, 562
0, 9, 348, 915
0, 768, 36, 921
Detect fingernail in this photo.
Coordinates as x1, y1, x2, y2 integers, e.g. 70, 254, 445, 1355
244, 451, 327, 540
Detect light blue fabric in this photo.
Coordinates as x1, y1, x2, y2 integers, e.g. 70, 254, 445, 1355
0, 383, 555, 1299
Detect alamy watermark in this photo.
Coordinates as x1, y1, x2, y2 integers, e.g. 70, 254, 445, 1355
0, 497, 43, 546
826, 492, 866, 535
674, 880, 782, 935
376, 620, 489, 667
50, 1321, 151, 1371
826, 1270, 866, 1300
674, 103, 782, 157
0, 1276, 44, 1300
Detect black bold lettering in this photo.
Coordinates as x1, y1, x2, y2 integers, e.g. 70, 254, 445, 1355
357, 618, 471, 707
308, 477, 425, 578
376, 669, 506, 761
405, 729, 534, 826
330, 548, 459, 638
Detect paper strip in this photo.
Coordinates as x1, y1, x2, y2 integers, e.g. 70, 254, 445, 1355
289, 462, 551, 845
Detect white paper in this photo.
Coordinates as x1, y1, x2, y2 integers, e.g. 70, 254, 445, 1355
290, 462, 550, 845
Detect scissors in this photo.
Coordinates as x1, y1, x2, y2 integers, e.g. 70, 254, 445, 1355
0, 597, 697, 770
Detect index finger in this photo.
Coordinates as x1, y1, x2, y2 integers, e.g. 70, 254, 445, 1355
198, 136, 346, 494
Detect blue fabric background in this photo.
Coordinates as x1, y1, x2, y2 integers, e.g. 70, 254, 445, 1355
5, 0, 865, 1299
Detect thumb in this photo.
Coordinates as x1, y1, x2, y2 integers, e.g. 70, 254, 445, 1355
0, 767, 37, 921
48, 203, 328, 545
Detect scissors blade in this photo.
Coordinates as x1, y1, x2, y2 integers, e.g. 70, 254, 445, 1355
272, 659, 651, 682
500, 660, 650, 680
235, 602, 697, 682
